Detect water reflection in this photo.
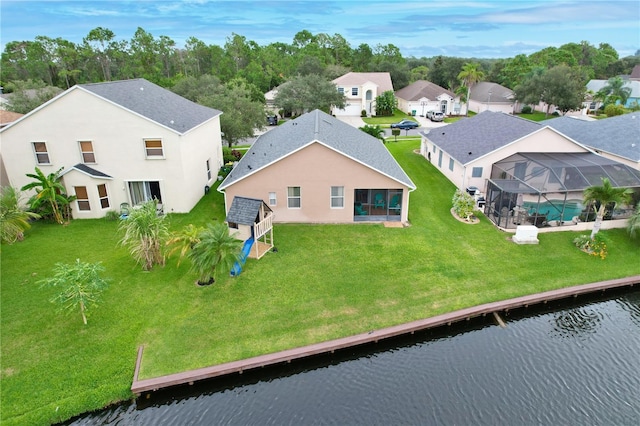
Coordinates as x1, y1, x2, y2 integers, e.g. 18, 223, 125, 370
551, 307, 603, 339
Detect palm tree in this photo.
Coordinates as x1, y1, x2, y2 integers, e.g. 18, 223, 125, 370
188, 223, 242, 285
583, 178, 632, 239
21, 167, 69, 224
596, 76, 632, 107
457, 62, 485, 117
118, 200, 169, 270
0, 186, 40, 243
166, 224, 203, 266
359, 124, 385, 141
627, 204, 640, 239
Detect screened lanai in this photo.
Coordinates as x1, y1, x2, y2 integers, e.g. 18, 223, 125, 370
485, 152, 640, 229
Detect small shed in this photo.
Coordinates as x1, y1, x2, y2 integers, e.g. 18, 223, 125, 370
225, 196, 274, 259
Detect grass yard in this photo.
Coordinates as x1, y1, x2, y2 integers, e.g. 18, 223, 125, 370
2, 140, 639, 425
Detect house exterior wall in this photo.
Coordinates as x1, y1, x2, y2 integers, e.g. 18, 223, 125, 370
398, 96, 466, 117
334, 81, 383, 116
223, 142, 410, 223
468, 100, 514, 114
1, 88, 222, 218
421, 128, 590, 193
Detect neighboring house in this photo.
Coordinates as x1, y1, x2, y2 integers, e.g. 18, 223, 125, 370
630, 65, 640, 81
0, 110, 25, 187
264, 86, 278, 114
586, 79, 640, 109
468, 82, 518, 114
395, 80, 466, 117
218, 109, 416, 224
0, 78, 223, 219
420, 111, 640, 229
332, 72, 394, 116
543, 113, 640, 170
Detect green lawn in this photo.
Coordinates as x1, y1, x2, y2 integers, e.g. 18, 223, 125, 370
362, 109, 415, 125
2, 140, 639, 425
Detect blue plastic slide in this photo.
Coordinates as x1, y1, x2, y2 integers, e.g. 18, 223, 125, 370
230, 237, 254, 276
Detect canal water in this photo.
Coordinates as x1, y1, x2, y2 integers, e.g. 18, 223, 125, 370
68, 289, 640, 425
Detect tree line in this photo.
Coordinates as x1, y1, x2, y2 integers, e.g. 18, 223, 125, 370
3, 27, 639, 96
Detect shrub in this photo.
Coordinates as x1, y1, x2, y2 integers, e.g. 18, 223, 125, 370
573, 234, 608, 259
604, 103, 625, 117
104, 210, 120, 221
361, 109, 367, 117
521, 105, 532, 114
452, 189, 476, 221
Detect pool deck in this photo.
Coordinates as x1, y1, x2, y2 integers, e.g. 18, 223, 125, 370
131, 274, 640, 395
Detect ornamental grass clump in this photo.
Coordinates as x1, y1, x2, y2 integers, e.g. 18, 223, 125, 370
118, 200, 168, 270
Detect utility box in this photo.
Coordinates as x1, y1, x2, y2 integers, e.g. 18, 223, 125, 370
512, 225, 539, 245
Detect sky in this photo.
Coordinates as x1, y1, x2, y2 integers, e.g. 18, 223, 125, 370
1, 0, 639, 59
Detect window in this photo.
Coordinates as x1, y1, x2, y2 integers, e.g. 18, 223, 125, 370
75, 186, 90, 211
337, 87, 344, 94
287, 186, 301, 208
32, 142, 50, 164
128, 181, 162, 206
206, 159, 211, 180
472, 167, 483, 178
330, 186, 344, 208
351, 87, 358, 96
438, 150, 443, 168
449, 158, 454, 171
97, 184, 109, 209
79, 141, 95, 163
144, 139, 164, 158
269, 192, 277, 206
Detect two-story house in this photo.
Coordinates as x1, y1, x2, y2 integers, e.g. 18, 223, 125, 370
331, 72, 394, 116
0, 78, 223, 219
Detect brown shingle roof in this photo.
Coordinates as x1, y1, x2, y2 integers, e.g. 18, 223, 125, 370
395, 80, 455, 101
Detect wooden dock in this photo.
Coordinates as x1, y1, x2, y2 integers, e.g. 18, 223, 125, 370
131, 275, 639, 394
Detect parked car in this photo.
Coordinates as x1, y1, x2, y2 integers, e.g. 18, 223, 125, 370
267, 115, 278, 126
390, 119, 419, 130
430, 111, 444, 122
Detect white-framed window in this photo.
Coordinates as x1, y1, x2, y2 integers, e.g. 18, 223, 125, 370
74, 186, 90, 211
287, 186, 301, 208
472, 167, 483, 178
330, 186, 344, 208
449, 158, 455, 171
144, 139, 164, 158
337, 87, 344, 94
269, 192, 277, 206
97, 184, 109, 209
32, 142, 50, 164
206, 159, 211, 180
438, 150, 443, 168
351, 87, 358, 96
79, 141, 96, 163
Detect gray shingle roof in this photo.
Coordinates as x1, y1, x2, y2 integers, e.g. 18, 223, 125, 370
395, 80, 455, 101
543, 114, 640, 162
79, 78, 221, 134
60, 163, 113, 179
226, 196, 271, 225
469, 82, 514, 103
219, 110, 415, 190
424, 111, 542, 164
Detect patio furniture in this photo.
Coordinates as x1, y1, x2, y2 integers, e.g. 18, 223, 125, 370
374, 193, 385, 209
119, 202, 130, 219
354, 203, 367, 215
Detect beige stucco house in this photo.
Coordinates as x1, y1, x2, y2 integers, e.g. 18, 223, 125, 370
421, 111, 640, 229
219, 109, 416, 224
0, 78, 223, 219
331, 72, 394, 116
395, 80, 466, 117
